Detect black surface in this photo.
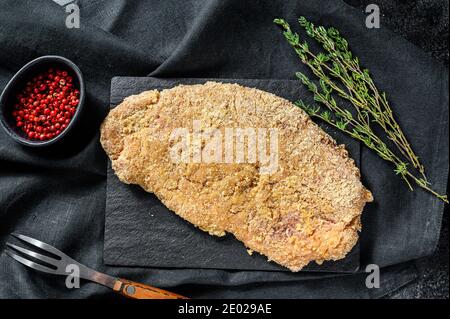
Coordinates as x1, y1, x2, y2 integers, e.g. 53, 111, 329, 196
343, 0, 449, 299
345, 0, 449, 66
105, 77, 360, 272
0, 0, 448, 298
342, 0, 449, 300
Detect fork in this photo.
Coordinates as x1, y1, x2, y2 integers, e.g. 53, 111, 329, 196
5, 233, 188, 299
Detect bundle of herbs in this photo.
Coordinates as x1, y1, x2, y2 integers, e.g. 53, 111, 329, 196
274, 17, 447, 203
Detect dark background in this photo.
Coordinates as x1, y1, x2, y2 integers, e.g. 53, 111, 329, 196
0, 0, 447, 299
344, 0, 448, 299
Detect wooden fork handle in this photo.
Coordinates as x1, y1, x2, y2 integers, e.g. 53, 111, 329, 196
113, 278, 188, 299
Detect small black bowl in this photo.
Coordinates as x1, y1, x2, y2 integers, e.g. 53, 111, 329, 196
0, 56, 85, 147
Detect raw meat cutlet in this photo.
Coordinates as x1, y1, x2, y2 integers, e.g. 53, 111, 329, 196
100, 82, 372, 271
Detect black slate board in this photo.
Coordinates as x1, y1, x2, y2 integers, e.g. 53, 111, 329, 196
104, 77, 361, 272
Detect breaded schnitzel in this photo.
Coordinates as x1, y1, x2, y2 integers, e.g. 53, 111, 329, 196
100, 82, 372, 271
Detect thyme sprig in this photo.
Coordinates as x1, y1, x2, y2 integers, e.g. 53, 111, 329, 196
274, 17, 448, 203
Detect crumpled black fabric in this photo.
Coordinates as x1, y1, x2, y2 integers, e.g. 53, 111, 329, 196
0, 0, 447, 298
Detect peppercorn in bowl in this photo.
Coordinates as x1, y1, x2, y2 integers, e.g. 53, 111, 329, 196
0, 56, 85, 147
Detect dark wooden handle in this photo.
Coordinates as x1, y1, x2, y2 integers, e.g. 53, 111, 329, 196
113, 278, 188, 299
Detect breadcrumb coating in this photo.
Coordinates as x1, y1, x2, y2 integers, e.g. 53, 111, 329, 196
100, 82, 372, 271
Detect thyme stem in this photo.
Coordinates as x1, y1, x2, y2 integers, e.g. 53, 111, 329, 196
275, 17, 447, 203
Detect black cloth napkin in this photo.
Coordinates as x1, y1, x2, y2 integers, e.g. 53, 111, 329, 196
0, 0, 447, 298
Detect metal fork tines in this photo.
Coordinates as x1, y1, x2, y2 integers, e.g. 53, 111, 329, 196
5, 233, 117, 288
6, 233, 71, 275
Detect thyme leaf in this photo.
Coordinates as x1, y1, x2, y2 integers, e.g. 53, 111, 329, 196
275, 17, 448, 203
